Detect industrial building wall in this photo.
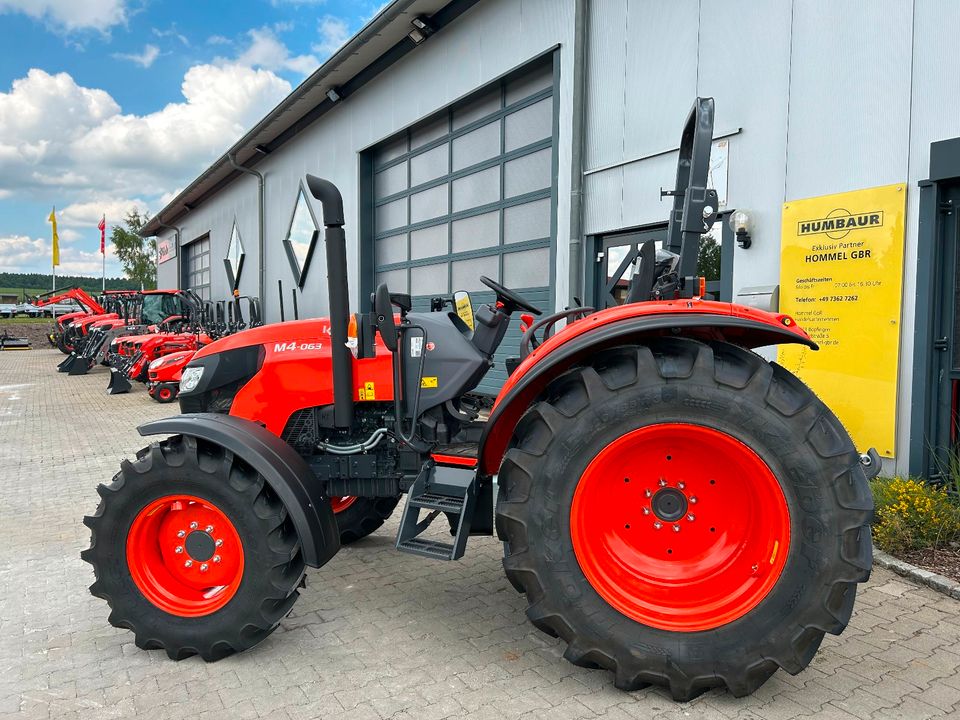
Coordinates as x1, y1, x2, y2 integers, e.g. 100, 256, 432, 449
581, 0, 960, 473
159, 0, 576, 322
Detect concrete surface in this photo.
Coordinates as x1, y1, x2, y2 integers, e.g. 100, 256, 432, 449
2, 349, 960, 719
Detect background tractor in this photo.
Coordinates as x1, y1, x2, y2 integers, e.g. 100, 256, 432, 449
82, 98, 873, 700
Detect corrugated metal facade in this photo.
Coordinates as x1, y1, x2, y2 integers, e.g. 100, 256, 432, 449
156, 0, 960, 471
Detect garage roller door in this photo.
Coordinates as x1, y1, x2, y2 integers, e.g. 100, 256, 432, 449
370, 58, 557, 394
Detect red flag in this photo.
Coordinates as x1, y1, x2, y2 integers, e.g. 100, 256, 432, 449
98, 215, 106, 254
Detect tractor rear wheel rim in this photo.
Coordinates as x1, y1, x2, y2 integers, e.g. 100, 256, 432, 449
126, 495, 244, 617
330, 496, 357, 513
570, 423, 790, 632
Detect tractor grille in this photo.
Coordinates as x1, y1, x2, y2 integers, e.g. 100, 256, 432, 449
282, 408, 318, 453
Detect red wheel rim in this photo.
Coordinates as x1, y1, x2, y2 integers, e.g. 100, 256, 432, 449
158, 387, 173, 400
330, 496, 356, 513
570, 423, 790, 632
126, 495, 245, 617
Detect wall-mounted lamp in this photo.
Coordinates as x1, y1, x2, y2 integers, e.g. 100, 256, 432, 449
326, 87, 342, 103
408, 16, 435, 44
729, 209, 753, 249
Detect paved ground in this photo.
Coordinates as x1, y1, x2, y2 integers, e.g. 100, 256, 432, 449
2, 349, 960, 720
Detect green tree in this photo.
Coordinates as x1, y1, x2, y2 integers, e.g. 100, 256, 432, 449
111, 209, 157, 290
697, 232, 722, 281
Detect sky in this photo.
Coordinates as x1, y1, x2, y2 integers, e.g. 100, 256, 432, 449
0, 0, 387, 278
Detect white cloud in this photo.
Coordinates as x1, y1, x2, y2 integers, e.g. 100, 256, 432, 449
0, 233, 122, 274
0, 0, 128, 32
152, 26, 189, 46
234, 27, 318, 76
206, 34, 231, 45
60, 197, 150, 228
313, 15, 351, 59
113, 44, 161, 68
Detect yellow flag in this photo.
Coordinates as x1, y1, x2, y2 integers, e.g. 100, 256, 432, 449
48, 207, 59, 266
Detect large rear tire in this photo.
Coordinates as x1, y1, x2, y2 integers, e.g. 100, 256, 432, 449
495, 339, 872, 700
82, 435, 306, 661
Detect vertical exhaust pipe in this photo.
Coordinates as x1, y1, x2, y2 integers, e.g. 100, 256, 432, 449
305, 175, 353, 429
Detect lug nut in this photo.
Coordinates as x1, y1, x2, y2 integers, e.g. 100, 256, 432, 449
215, 539, 223, 547
644, 489, 652, 498
658, 478, 667, 487
176, 530, 186, 538
673, 524, 681, 533
174, 546, 183, 554
200, 563, 208, 573
184, 560, 193, 568
678, 482, 685, 490
653, 521, 662, 530
189, 521, 198, 530
687, 514, 695, 522
642, 507, 650, 515
205, 525, 214, 533
689, 496, 697, 504
213, 555, 221, 564
751, 564, 759, 573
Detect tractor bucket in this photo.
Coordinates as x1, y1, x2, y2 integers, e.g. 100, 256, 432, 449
107, 369, 132, 395
57, 353, 77, 372
67, 356, 92, 375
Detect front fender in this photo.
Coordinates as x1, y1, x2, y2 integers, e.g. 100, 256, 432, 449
479, 301, 816, 475
138, 413, 340, 568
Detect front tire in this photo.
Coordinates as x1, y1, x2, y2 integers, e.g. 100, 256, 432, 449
495, 339, 872, 700
82, 435, 305, 661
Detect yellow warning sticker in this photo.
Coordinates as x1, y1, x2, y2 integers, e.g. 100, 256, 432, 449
364, 381, 376, 400
420, 376, 438, 388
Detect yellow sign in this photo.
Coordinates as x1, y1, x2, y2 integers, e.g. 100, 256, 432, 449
421, 376, 438, 388
778, 183, 906, 457
364, 381, 375, 400
455, 293, 475, 330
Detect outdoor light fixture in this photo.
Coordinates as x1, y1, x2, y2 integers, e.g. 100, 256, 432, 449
729, 209, 753, 249
408, 16, 435, 44
326, 87, 341, 103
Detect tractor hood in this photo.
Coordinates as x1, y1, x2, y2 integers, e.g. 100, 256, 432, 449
193, 318, 333, 360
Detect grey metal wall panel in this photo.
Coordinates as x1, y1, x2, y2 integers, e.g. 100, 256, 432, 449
784, 0, 912, 200
895, 1, 960, 467
697, 0, 793, 301
584, 0, 627, 170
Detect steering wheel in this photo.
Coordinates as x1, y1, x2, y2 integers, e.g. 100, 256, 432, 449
479, 276, 542, 315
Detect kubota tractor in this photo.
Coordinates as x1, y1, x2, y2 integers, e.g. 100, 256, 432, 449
82, 98, 874, 700
33, 287, 108, 353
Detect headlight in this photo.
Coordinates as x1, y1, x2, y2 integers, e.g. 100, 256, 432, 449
180, 366, 204, 393
148, 358, 165, 371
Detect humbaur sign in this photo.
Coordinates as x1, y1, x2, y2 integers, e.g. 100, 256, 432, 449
778, 183, 907, 457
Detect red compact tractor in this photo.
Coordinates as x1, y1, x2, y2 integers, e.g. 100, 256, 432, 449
83, 99, 874, 700
33, 287, 108, 353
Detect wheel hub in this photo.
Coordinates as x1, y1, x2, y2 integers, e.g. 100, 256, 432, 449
570, 423, 791, 632
184, 530, 215, 561
651, 487, 687, 522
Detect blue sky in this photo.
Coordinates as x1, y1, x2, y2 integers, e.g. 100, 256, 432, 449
0, 0, 385, 277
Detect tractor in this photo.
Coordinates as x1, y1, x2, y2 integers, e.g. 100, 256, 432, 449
82, 98, 874, 700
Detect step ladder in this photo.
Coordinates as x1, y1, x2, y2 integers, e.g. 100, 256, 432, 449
395, 461, 477, 560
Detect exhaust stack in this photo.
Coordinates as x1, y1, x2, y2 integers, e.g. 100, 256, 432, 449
305, 175, 354, 429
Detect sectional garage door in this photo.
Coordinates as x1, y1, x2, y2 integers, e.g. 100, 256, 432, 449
369, 58, 556, 394
183, 235, 211, 301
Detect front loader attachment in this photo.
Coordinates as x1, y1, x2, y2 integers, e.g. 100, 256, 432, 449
57, 353, 77, 372
107, 368, 132, 395
67, 355, 92, 375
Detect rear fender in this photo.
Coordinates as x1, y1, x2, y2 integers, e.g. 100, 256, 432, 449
479, 302, 817, 475
138, 413, 340, 568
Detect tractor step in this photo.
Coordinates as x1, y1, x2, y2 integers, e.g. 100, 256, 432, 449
395, 461, 477, 561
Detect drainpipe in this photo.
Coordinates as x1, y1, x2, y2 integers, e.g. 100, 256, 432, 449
228, 153, 266, 315
567, 0, 589, 305
156, 220, 182, 289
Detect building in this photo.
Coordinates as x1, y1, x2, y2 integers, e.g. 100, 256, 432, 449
144, 0, 960, 478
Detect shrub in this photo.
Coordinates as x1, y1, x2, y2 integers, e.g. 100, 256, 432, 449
871, 476, 960, 552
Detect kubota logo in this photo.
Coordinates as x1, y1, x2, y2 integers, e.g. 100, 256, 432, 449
797, 208, 883, 240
